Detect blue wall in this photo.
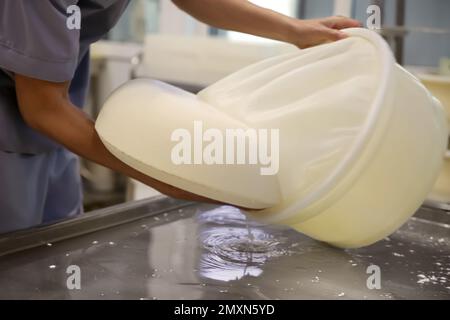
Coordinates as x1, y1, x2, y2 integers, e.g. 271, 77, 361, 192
304, 0, 450, 67
303, 0, 334, 18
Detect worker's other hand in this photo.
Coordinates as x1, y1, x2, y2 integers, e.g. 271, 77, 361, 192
288, 16, 362, 49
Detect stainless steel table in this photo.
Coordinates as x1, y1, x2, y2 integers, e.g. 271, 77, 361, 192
0, 196, 448, 300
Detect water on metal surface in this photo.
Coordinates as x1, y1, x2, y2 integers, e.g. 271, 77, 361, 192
0, 203, 449, 299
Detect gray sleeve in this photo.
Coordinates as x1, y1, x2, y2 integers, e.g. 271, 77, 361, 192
0, 0, 80, 82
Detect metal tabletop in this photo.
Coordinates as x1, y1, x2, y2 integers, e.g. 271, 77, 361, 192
0, 196, 448, 300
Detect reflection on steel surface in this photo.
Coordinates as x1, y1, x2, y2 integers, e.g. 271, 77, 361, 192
0, 199, 448, 299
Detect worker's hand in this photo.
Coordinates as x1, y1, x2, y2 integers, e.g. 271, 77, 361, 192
173, 1, 361, 49
287, 16, 362, 49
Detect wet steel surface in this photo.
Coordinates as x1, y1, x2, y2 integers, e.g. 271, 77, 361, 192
0, 198, 449, 300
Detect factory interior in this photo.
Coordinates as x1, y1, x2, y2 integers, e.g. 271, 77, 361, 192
0, 0, 449, 302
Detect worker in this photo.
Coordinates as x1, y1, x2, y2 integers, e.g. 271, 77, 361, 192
0, 0, 360, 233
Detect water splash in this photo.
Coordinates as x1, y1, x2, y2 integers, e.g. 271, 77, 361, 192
197, 206, 295, 282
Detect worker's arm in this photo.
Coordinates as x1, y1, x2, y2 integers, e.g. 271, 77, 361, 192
14, 74, 220, 205
172, 0, 361, 48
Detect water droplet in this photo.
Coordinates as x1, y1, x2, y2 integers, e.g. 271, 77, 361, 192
48, 265, 56, 269
92, 241, 99, 245
417, 274, 430, 284
338, 292, 345, 297
46, 243, 52, 247
393, 252, 405, 257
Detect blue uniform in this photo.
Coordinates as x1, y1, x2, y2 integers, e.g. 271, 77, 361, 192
0, 0, 130, 233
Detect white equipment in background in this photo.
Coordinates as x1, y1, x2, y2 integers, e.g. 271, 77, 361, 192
410, 68, 450, 208
138, 34, 297, 88
86, 41, 144, 198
